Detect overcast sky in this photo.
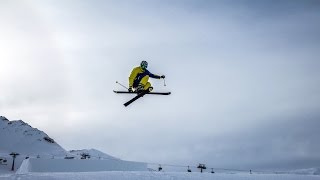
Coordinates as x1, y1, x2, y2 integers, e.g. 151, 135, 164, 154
1, 0, 320, 170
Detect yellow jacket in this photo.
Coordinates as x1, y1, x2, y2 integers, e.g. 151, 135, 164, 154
129, 66, 160, 88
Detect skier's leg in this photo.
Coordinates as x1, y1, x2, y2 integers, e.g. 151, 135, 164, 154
140, 76, 153, 91
140, 75, 149, 87
145, 82, 153, 91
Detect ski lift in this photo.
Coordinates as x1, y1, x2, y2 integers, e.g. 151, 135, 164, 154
158, 165, 162, 171
10, 152, 20, 171
0, 158, 7, 165
211, 168, 215, 173
197, 164, 207, 173
187, 166, 192, 172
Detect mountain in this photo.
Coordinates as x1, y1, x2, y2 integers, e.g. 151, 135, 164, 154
0, 116, 68, 158
0, 116, 120, 164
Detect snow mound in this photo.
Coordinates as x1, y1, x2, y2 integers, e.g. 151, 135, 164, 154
17, 158, 147, 173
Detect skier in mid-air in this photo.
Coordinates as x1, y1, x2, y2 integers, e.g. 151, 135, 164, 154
128, 61, 165, 93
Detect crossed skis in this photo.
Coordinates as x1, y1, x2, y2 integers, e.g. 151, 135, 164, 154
113, 90, 171, 107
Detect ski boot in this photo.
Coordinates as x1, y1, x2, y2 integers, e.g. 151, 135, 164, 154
135, 84, 145, 93
147, 86, 153, 92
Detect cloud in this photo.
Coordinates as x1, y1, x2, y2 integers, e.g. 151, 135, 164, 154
191, 111, 320, 170
1, 0, 320, 170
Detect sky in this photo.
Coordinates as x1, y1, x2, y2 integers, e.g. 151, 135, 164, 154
1, 0, 320, 170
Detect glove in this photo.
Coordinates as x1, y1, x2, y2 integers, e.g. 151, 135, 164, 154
128, 87, 133, 92
160, 75, 165, 79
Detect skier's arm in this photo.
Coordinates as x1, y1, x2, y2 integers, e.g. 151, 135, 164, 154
149, 72, 165, 79
150, 73, 161, 79
129, 67, 140, 87
147, 70, 161, 79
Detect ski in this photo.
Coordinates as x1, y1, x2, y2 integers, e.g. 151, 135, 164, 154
123, 90, 149, 107
113, 90, 171, 95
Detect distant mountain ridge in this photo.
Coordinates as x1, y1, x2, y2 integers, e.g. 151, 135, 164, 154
69, 149, 119, 160
289, 168, 320, 175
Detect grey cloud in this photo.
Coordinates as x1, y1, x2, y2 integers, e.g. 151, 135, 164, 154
1, 0, 320, 171
195, 112, 320, 170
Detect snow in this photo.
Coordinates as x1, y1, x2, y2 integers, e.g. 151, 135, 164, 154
0, 116, 68, 158
1, 171, 320, 180
286, 168, 320, 175
0, 116, 73, 173
17, 158, 147, 173
15, 158, 30, 174
1, 115, 320, 180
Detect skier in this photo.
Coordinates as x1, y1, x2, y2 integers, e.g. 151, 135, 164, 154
128, 61, 165, 93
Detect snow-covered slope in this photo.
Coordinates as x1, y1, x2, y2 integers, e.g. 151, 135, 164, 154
69, 149, 119, 160
4, 171, 320, 180
0, 116, 68, 158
